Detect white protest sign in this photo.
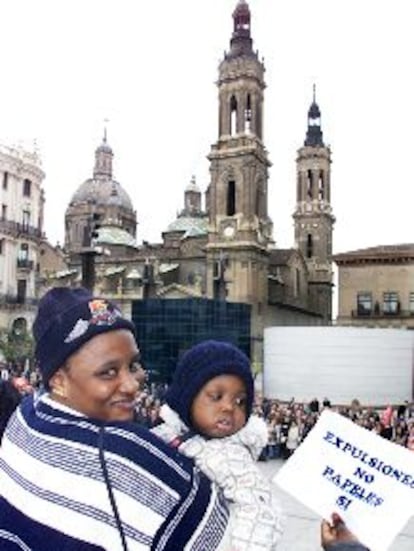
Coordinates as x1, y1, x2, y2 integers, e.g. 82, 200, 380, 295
274, 410, 414, 551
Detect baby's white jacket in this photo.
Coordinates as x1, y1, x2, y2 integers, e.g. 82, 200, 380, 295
152, 404, 285, 551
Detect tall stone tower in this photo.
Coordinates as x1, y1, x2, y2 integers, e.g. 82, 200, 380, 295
206, 0, 272, 360
293, 87, 335, 321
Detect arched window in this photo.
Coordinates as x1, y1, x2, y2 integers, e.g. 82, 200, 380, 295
12, 317, 27, 337
256, 101, 262, 139
307, 170, 313, 199
306, 234, 313, 258
245, 94, 252, 133
230, 95, 237, 136
227, 180, 236, 216
318, 170, 325, 200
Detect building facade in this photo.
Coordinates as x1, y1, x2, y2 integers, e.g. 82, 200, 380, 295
0, 143, 45, 338
334, 244, 414, 329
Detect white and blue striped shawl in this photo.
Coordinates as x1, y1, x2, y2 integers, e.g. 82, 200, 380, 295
0, 394, 229, 550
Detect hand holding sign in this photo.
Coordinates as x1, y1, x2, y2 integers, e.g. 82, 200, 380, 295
274, 410, 414, 551
321, 513, 366, 550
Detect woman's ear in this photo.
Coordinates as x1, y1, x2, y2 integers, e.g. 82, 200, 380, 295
49, 369, 67, 399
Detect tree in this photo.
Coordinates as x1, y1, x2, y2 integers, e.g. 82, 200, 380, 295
0, 328, 34, 367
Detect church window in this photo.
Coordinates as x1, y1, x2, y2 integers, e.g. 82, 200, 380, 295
307, 170, 313, 199
245, 94, 252, 133
297, 173, 301, 200
318, 170, 325, 200
213, 260, 220, 280
306, 234, 313, 258
357, 292, 372, 315
409, 292, 414, 314
256, 102, 262, 139
226, 180, 236, 215
2, 172, 8, 190
82, 224, 90, 246
0, 239, 3, 254
294, 268, 300, 297
230, 95, 237, 136
255, 186, 262, 216
383, 292, 399, 315
23, 179, 31, 197
213, 257, 228, 300
2, 204, 7, 220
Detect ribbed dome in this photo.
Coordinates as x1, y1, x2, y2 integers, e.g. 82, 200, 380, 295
166, 216, 208, 238
96, 141, 113, 154
95, 225, 137, 247
70, 178, 134, 211
185, 175, 200, 193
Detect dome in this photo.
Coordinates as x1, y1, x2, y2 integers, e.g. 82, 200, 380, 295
234, 0, 250, 15
165, 216, 208, 238
96, 140, 112, 154
69, 178, 134, 211
185, 175, 200, 193
95, 225, 137, 247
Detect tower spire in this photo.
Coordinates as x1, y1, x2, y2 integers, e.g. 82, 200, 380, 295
94, 122, 113, 179
230, 0, 253, 57
304, 85, 324, 147
103, 118, 108, 144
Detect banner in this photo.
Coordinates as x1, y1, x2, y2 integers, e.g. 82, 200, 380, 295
274, 410, 414, 551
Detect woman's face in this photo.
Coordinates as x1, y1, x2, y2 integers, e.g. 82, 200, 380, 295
50, 330, 145, 422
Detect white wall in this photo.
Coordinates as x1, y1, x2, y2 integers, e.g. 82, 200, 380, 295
264, 327, 414, 406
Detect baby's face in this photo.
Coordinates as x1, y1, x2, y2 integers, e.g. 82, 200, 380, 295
190, 374, 247, 438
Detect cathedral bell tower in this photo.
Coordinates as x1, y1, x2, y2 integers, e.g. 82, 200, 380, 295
206, 0, 272, 295
293, 87, 335, 321
206, 0, 272, 361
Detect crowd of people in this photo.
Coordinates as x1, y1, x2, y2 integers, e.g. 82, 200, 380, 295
3, 360, 414, 456
2, 354, 414, 462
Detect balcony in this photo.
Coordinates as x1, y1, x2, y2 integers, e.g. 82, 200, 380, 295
17, 258, 34, 270
351, 308, 414, 318
0, 294, 38, 310
0, 219, 42, 240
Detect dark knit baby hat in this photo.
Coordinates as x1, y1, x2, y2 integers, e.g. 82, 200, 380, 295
165, 339, 254, 428
33, 287, 136, 387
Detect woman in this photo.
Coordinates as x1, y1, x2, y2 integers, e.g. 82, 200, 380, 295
285, 417, 300, 458
0, 287, 229, 551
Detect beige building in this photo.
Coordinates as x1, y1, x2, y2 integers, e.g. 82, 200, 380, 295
0, 143, 45, 337
334, 244, 414, 329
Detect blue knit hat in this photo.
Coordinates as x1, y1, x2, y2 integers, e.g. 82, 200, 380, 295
33, 287, 136, 388
165, 340, 254, 428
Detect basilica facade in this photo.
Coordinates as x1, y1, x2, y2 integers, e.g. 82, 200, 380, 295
47, 0, 334, 367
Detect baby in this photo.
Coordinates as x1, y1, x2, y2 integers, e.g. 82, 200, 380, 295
152, 339, 284, 551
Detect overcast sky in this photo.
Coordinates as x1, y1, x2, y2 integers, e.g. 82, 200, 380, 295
0, 0, 413, 255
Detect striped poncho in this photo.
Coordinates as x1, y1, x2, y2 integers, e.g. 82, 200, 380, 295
0, 394, 229, 550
